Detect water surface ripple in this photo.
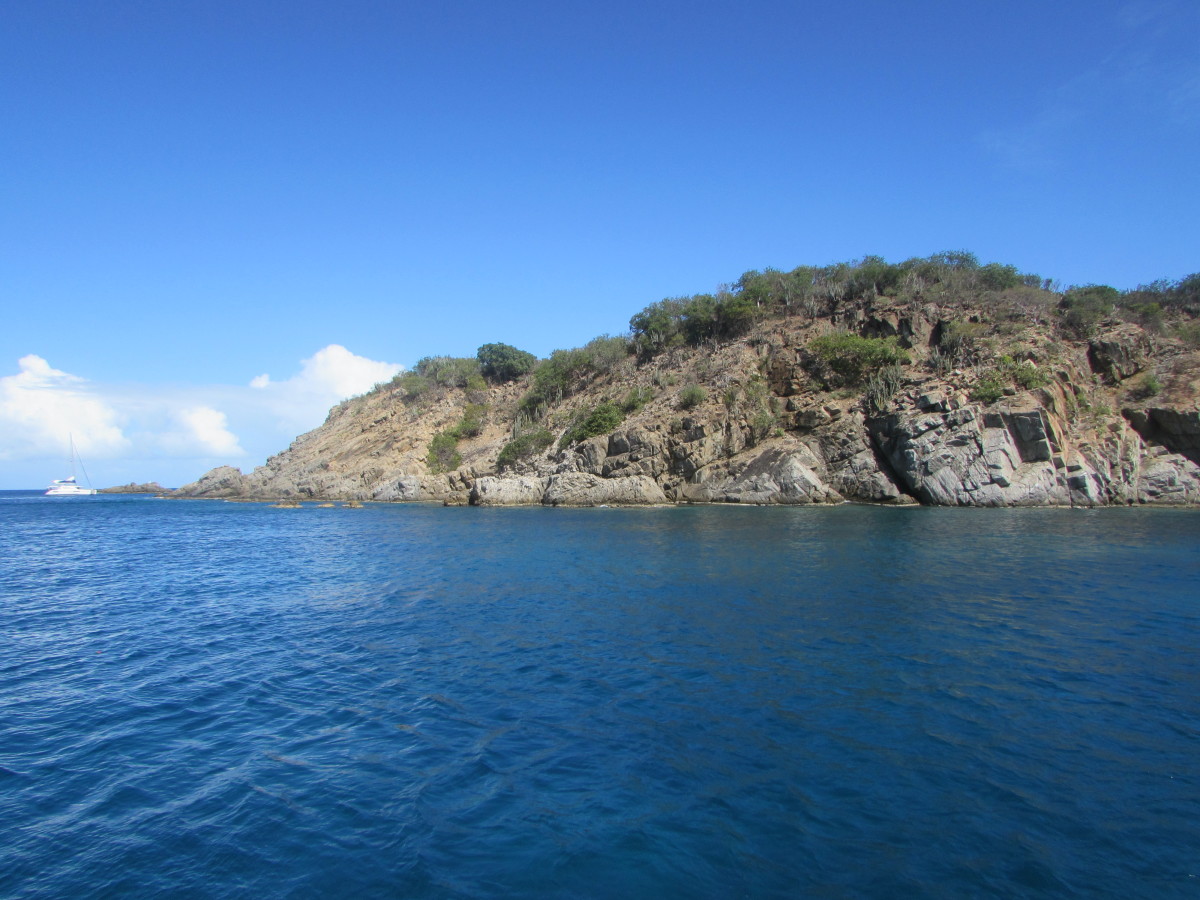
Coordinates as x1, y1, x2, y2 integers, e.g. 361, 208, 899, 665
1, 494, 1198, 897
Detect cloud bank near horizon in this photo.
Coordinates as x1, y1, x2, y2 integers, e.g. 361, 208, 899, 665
0, 346, 403, 477
247, 344, 403, 433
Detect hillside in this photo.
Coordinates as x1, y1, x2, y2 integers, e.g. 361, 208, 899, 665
177, 253, 1200, 507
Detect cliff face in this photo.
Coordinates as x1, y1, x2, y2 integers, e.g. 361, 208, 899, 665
176, 297, 1200, 507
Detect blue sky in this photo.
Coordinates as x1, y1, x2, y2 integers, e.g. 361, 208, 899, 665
2, 0, 1197, 488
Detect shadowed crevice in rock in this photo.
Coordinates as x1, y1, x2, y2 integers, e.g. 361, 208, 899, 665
1123, 408, 1200, 467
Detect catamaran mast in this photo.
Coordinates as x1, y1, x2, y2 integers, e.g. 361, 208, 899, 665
69, 434, 94, 489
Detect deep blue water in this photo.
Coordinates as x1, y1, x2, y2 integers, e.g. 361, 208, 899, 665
1, 491, 1198, 898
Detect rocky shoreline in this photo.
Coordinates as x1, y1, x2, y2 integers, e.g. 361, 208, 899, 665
177, 399, 1200, 509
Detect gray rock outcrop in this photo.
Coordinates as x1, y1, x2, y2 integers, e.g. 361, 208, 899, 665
1124, 408, 1200, 467
868, 406, 1102, 506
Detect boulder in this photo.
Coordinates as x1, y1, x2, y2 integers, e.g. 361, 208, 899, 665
471, 475, 551, 506
1135, 449, 1200, 504
677, 446, 841, 504
1088, 328, 1152, 383
541, 473, 667, 506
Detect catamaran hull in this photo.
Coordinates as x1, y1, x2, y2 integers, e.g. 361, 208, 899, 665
45, 478, 97, 496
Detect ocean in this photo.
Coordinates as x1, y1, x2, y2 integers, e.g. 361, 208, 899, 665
1, 491, 1197, 898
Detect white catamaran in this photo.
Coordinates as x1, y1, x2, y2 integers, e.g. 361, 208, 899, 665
45, 435, 97, 496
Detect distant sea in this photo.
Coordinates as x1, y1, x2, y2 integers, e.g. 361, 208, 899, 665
1, 491, 1198, 898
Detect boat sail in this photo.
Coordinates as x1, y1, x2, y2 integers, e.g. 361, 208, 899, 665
45, 435, 97, 496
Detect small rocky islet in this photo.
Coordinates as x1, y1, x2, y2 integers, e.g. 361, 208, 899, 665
175, 253, 1200, 508
99, 482, 174, 495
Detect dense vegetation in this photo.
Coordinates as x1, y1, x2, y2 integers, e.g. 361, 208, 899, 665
807, 334, 909, 388
477, 343, 537, 383
626, 251, 1048, 358
625, 253, 1198, 356
425, 402, 489, 473
558, 403, 625, 449
496, 428, 554, 471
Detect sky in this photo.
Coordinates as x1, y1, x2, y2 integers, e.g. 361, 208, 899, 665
2, 0, 1197, 488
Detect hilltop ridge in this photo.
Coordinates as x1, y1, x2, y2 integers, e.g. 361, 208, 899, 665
177, 253, 1200, 507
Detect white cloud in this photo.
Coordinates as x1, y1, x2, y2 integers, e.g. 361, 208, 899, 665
158, 407, 244, 456
243, 344, 403, 432
0, 355, 130, 460
0, 345, 403, 488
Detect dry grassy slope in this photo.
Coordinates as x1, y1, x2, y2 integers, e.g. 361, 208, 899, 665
176, 294, 1200, 505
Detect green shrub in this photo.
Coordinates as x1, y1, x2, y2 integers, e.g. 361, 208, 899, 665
993, 355, 1050, 391
583, 335, 631, 373
681, 294, 719, 345
716, 290, 762, 335
1122, 301, 1165, 333
1135, 372, 1162, 398
630, 298, 689, 358
518, 353, 574, 415
847, 255, 904, 299
1172, 273, 1200, 309
414, 356, 482, 388
925, 250, 980, 272
938, 320, 989, 365
677, 384, 706, 410
1175, 321, 1200, 348
808, 333, 910, 386
630, 287, 768, 356
1059, 285, 1118, 338
927, 346, 953, 375
619, 386, 653, 413
426, 432, 462, 473
496, 428, 554, 470
559, 402, 624, 449
1012, 366, 1048, 390
970, 373, 1007, 404
477, 343, 537, 383
978, 262, 1022, 291
449, 403, 488, 439
736, 266, 819, 317
865, 365, 905, 413
395, 373, 432, 403
749, 408, 776, 444
1123, 273, 1200, 312
518, 344, 612, 415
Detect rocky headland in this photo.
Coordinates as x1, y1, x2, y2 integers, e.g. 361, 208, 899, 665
99, 482, 174, 494
176, 256, 1200, 508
